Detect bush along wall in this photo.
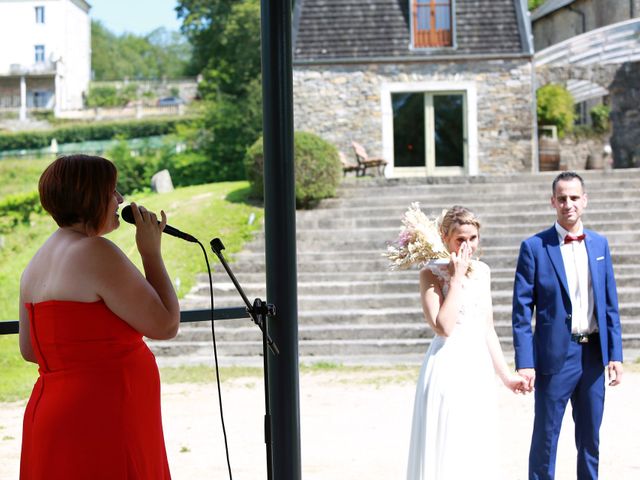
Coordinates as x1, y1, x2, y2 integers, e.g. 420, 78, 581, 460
245, 131, 342, 209
0, 117, 198, 151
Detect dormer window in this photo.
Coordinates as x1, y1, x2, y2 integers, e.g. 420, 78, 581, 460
411, 0, 453, 48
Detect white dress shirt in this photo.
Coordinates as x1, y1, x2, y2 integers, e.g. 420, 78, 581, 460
555, 222, 596, 334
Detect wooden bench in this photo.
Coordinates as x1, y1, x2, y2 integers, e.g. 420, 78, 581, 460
339, 151, 363, 176
351, 141, 387, 176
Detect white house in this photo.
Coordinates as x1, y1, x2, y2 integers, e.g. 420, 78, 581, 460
0, 0, 91, 119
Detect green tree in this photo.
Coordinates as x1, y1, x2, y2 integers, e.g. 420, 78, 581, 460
91, 21, 192, 81
176, 0, 263, 180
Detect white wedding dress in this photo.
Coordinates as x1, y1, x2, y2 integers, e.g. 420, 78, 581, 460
406, 260, 501, 480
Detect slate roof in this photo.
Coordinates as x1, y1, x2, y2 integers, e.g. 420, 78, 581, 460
293, 0, 531, 63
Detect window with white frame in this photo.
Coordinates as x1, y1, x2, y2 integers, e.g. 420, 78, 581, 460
35, 6, 45, 24
35, 45, 45, 63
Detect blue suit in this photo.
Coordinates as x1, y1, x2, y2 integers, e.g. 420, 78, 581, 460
512, 226, 623, 479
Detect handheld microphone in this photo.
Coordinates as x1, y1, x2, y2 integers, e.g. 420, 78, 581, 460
120, 204, 198, 243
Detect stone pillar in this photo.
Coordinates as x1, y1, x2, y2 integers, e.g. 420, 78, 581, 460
19, 76, 27, 121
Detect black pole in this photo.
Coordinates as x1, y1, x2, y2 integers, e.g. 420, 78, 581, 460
260, 1, 301, 479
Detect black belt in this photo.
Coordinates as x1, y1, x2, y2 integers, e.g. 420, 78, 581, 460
571, 332, 598, 344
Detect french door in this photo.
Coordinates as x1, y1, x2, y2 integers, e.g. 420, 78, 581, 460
392, 91, 467, 176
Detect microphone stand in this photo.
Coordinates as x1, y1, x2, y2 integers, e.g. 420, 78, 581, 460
209, 238, 278, 480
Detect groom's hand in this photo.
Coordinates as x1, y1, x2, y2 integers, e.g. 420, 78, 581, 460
517, 368, 536, 392
608, 361, 623, 386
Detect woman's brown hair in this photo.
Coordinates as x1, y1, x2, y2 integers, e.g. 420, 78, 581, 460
38, 154, 117, 234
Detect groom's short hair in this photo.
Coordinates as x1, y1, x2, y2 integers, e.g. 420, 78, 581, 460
552, 171, 585, 195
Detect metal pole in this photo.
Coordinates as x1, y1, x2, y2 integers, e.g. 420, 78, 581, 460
260, 1, 301, 479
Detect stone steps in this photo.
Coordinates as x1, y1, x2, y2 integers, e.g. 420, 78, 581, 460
147, 170, 640, 360
189, 274, 639, 298
186, 288, 640, 311
164, 317, 640, 343
177, 303, 640, 326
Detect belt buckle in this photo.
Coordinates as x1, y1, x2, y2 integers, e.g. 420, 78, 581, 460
573, 333, 589, 344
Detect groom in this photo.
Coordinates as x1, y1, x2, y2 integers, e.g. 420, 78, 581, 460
512, 171, 623, 479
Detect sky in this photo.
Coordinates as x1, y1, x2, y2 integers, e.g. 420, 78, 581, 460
89, 0, 183, 36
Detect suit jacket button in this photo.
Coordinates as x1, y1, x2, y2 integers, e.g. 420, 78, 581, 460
567, 314, 572, 320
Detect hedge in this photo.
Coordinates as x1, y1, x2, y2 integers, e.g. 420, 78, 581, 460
0, 117, 197, 151
0, 191, 42, 233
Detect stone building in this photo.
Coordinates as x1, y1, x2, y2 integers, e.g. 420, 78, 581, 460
0, 0, 91, 119
531, 0, 639, 51
292, 0, 535, 177
531, 1, 640, 167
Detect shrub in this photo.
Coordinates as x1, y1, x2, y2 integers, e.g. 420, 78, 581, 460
0, 117, 196, 151
162, 151, 215, 187
107, 139, 160, 195
244, 131, 342, 209
537, 84, 575, 138
590, 104, 610, 133
86, 85, 120, 108
0, 191, 42, 233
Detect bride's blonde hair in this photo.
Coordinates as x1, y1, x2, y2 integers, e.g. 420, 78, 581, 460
439, 206, 481, 239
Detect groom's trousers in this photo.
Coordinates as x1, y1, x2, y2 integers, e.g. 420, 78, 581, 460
529, 336, 605, 480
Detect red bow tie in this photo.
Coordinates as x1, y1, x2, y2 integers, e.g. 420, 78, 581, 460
564, 234, 585, 244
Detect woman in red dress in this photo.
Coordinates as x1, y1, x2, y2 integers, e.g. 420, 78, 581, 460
18, 154, 180, 479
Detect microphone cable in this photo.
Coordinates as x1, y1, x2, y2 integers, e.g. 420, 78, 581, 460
195, 239, 233, 480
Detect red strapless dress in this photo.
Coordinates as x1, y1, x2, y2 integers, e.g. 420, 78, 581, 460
20, 300, 171, 479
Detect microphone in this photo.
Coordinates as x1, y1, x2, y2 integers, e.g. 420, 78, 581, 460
120, 205, 198, 243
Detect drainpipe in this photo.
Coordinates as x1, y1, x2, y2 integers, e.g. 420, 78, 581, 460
568, 5, 586, 34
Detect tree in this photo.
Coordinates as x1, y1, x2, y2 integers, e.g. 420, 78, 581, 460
176, 0, 263, 180
91, 21, 192, 81
176, 0, 237, 77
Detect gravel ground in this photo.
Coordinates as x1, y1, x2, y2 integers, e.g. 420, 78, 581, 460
1, 364, 639, 479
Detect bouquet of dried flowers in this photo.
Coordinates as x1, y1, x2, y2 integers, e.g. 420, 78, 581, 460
384, 202, 449, 270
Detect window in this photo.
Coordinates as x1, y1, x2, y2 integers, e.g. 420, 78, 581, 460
411, 0, 453, 48
35, 45, 45, 63
392, 92, 465, 173
381, 81, 479, 177
35, 6, 45, 24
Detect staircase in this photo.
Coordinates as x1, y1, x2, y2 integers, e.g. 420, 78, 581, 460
149, 170, 640, 363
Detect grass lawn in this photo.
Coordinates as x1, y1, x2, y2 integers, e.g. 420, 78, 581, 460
0, 180, 263, 401
0, 157, 54, 198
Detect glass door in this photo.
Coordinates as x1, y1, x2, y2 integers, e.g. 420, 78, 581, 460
392, 91, 467, 176
392, 92, 426, 175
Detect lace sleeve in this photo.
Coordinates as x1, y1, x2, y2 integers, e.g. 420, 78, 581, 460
424, 260, 451, 293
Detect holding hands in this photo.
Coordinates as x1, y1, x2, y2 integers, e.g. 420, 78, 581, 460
517, 368, 536, 393
503, 373, 529, 394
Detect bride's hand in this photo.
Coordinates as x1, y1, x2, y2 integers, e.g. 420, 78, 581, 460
449, 242, 471, 279
504, 374, 529, 394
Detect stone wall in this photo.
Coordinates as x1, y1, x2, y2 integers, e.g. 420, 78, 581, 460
609, 61, 640, 168
558, 134, 611, 171
293, 59, 534, 175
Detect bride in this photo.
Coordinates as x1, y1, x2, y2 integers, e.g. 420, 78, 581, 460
405, 206, 526, 480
